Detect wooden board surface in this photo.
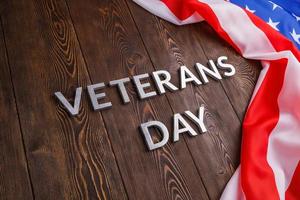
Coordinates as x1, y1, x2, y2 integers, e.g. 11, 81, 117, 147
0, 0, 261, 199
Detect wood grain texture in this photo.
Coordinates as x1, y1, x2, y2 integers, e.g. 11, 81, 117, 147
0, 1, 5, 15
192, 22, 261, 120
127, 3, 244, 199
0, 19, 33, 200
2, 0, 126, 199
66, 0, 209, 199
0, 0, 262, 199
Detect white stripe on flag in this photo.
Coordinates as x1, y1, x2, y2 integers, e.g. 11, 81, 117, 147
199, 1, 300, 199
220, 166, 245, 200
133, 0, 204, 25
133, 0, 300, 199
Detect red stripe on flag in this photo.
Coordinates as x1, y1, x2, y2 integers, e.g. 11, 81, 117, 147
154, 0, 298, 198
159, 0, 291, 198
245, 11, 300, 61
162, 0, 241, 53
286, 162, 300, 200
162, 0, 195, 20
241, 58, 288, 200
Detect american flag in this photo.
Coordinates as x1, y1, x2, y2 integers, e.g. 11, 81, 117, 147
133, 0, 300, 199
231, 0, 300, 49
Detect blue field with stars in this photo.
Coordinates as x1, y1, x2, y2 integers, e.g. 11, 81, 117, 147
229, 0, 300, 49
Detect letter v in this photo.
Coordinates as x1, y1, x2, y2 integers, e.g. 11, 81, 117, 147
54, 87, 82, 116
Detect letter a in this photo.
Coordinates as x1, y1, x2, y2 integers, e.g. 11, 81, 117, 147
184, 106, 207, 133
173, 113, 198, 142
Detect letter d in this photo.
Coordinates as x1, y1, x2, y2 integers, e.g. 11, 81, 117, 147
140, 121, 169, 151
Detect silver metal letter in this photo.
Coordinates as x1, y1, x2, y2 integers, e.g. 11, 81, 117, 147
87, 83, 112, 111
152, 70, 178, 94
184, 106, 207, 133
140, 121, 169, 150
54, 87, 82, 116
109, 77, 131, 104
217, 56, 236, 77
195, 61, 222, 84
179, 66, 202, 89
133, 73, 157, 99
173, 113, 198, 142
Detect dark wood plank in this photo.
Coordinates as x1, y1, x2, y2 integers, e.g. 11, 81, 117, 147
0, 1, 5, 15
2, 0, 127, 199
66, 0, 210, 199
192, 22, 261, 120
127, 2, 244, 199
0, 18, 33, 200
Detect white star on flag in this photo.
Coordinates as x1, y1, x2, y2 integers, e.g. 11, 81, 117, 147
292, 13, 300, 22
133, 0, 300, 199
267, 18, 280, 31
245, 5, 255, 13
268, 1, 282, 10
290, 29, 300, 44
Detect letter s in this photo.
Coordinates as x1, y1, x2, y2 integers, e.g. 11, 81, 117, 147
217, 56, 236, 77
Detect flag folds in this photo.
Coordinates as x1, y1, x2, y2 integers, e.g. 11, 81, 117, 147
133, 0, 300, 199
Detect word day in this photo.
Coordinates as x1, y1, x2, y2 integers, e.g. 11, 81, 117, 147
140, 106, 207, 150
54, 56, 236, 116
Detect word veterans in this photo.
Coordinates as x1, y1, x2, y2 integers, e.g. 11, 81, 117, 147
55, 56, 235, 116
